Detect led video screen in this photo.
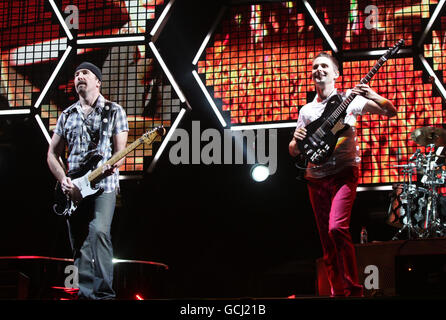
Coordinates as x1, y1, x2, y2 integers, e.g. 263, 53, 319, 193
196, 0, 445, 184
0, 0, 177, 174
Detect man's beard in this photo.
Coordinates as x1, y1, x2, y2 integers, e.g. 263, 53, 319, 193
76, 83, 87, 97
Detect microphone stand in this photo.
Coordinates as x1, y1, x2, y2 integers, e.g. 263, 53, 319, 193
423, 144, 445, 237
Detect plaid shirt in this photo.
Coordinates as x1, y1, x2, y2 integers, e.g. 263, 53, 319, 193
54, 94, 129, 193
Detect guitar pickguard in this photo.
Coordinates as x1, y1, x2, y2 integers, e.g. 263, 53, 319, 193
72, 171, 102, 199
331, 119, 347, 135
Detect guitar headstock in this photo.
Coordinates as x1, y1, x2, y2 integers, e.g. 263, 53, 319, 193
385, 39, 404, 59
141, 125, 166, 144
155, 125, 166, 137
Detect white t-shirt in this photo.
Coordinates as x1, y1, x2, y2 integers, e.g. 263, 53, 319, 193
296, 89, 369, 179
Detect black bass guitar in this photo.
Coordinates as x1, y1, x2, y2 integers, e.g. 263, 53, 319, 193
298, 39, 404, 165
53, 126, 166, 216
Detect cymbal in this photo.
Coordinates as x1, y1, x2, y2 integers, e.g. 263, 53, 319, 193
411, 126, 446, 146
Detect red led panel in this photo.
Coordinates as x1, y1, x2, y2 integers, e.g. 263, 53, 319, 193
197, 1, 444, 185
315, 0, 438, 50
0, 0, 173, 174
197, 3, 325, 125
425, 16, 446, 84
339, 58, 444, 184
0, 0, 61, 108
59, 0, 164, 37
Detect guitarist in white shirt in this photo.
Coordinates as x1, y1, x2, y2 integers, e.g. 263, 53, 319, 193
47, 62, 128, 300
289, 52, 396, 297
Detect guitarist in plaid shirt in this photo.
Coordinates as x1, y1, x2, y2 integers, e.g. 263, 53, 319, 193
47, 62, 128, 300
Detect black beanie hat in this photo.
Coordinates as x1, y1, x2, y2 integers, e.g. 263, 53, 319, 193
75, 62, 102, 81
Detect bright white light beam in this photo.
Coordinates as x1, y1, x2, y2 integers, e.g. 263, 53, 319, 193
417, 0, 446, 48
34, 45, 73, 109
192, 7, 226, 65
419, 54, 446, 101
0, 109, 31, 115
192, 70, 227, 127
147, 108, 187, 173
77, 36, 145, 45
150, 0, 175, 38
303, 0, 338, 53
231, 122, 296, 131
49, 0, 74, 41
34, 114, 52, 144
251, 164, 270, 182
148, 42, 186, 103
357, 185, 392, 192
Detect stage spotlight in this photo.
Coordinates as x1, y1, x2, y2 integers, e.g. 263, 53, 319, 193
251, 164, 270, 182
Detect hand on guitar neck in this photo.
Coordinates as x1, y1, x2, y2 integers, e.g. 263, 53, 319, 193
101, 163, 118, 177
351, 84, 397, 117
351, 84, 380, 100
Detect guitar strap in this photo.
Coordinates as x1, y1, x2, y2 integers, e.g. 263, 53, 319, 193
338, 91, 348, 124
62, 100, 114, 148
98, 100, 114, 152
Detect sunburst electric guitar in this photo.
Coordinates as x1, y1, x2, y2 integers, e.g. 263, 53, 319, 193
53, 126, 166, 216
298, 39, 404, 165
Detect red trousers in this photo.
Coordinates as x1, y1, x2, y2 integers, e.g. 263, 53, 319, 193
307, 166, 363, 297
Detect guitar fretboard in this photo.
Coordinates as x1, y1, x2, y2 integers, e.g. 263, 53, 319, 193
327, 55, 387, 125
87, 129, 160, 182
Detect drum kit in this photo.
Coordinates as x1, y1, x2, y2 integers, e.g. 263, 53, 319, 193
388, 126, 446, 240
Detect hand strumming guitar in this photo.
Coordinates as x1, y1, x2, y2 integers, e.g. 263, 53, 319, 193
61, 176, 82, 204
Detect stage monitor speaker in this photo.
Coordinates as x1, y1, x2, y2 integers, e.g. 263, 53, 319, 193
316, 240, 402, 296
316, 239, 446, 297
395, 254, 446, 297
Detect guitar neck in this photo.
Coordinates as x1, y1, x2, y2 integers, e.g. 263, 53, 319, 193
330, 55, 387, 122
88, 133, 156, 182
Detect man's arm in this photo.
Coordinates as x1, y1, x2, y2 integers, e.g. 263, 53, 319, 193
47, 133, 67, 183
47, 133, 80, 198
113, 131, 128, 169
352, 84, 397, 117
289, 127, 307, 157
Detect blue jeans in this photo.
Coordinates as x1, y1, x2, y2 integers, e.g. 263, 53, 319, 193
67, 191, 116, 299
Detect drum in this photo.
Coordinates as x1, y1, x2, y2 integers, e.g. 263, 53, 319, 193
387, 183, 429, 229
387, 183, 404, 228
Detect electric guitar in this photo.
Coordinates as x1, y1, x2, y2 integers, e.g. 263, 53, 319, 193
298, 39, 404, 165
53, 126, 166, 216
